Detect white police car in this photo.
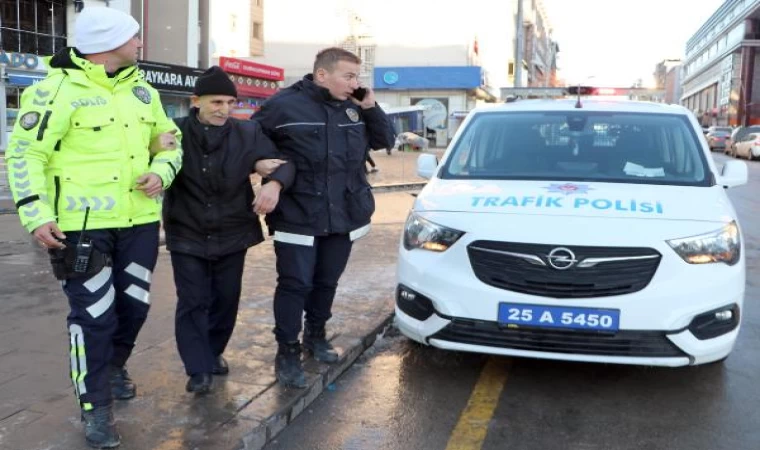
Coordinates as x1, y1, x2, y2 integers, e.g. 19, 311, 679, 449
395, 98, 748, 366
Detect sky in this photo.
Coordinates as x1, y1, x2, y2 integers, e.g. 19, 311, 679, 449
542, 0, 725, 87
264, 0, 727, 88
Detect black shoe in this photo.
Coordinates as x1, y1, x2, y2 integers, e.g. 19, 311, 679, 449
185, 373, 213, 394
303, 324, 339, 363
275, 342, 307, 389
81, 405, 120, 449
109, 365, 136, 400
212, 355, 229, 375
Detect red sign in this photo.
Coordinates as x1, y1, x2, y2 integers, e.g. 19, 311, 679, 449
219, 56, 284, 81
228, 73, 280, 98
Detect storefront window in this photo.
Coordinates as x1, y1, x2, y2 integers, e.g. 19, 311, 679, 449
0, 0, 67, 55
6, 86, 20, 130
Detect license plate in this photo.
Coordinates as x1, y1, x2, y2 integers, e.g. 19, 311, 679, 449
497, 303, 620, 332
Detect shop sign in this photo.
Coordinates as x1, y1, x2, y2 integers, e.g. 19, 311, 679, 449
230, 73, 280, 98
219, 56, 284, 81
0, 51, 40, 70
138, 61, 206, 93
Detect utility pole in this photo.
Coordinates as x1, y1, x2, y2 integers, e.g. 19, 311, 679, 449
514, 0, 524, 88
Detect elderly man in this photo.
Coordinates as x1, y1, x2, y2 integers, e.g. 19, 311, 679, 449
163, 66, 294, 395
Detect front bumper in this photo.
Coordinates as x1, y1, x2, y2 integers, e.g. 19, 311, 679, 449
395, 304, 740, 366
395, 239, 744, 366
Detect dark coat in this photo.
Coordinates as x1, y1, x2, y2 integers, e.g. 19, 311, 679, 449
251, 75, 394, 236
163, 110, 295, 259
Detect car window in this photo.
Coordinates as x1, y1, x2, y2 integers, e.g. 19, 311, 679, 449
443, 111, 709, 186
735, 127, 760, 141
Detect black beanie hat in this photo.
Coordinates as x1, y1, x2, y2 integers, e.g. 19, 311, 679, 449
193, 66, 237, 97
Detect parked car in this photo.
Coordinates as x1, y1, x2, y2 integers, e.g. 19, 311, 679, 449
705, 126, 733, 151
725, 125, 760, 156
732, 131, 760, 160
396, 99, 748, 367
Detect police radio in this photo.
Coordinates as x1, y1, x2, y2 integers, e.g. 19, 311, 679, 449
73, 207, 92, 274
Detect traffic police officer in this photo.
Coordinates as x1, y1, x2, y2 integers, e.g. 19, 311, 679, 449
4, 7, 181, 449
252, 47, 394, 388
165, 67, 294, 395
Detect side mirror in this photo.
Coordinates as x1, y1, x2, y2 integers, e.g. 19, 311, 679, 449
718, 160, 748, 188
417, 153, 439, 179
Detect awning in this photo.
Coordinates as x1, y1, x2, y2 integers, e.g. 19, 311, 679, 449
8, 72, 45, 87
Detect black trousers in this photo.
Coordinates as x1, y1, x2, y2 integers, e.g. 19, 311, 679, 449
171, 249, 247, 376
273, 233, 353, 344
63, 222, 159, 409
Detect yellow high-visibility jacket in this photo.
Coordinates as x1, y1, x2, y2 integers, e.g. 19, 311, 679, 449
5, 48, 182, 233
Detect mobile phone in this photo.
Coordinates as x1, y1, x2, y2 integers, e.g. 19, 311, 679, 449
352, 87, 367, 101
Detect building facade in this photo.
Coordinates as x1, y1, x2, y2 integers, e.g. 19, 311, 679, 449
681, 0, 760, 126
374, 66, 488, 145
1, 0, 282, 146
664, 64, 684, 105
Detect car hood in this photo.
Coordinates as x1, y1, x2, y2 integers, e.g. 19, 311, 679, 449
415, 179, 736, 223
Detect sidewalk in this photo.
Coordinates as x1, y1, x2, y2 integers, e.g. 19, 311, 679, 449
0, 191, 416, 450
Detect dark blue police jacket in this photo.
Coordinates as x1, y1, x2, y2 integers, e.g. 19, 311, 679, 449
252, 74, 394, 238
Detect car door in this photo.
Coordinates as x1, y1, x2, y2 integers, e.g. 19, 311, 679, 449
736, 133, 754, 158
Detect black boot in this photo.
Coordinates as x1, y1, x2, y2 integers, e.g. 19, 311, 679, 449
303, 324, 339, 363
109, 365, 136, 400
185, 373, 213, 394
81, 405, 120, 449
212, 355, 229, 375
275, 342, 307, 389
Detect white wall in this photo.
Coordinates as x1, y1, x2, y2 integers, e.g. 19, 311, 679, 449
255, 0, 519, 94
208, 0, 251, 61
375, 45, 468, 67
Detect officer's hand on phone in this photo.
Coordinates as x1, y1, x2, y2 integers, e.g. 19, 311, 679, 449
255, 159, 288, 177
253, 180, 282, 214
350, 86, 376, 109
33, 221, 66, 249
135, 172, 164, 198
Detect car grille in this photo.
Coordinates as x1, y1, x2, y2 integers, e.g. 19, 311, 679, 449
431, 318, 686, 358
467, 241, 661, 299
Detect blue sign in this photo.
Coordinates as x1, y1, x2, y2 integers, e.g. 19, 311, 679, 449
498, 302, 620, 332
374, 66, 482, 90
383, 71, 399, 85
8, 73, 45, 87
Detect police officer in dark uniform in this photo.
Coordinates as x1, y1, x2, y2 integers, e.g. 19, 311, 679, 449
252, 47, 394, 388
164, 67, 294, 394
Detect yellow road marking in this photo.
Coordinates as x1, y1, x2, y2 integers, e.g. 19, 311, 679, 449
445, 357, 511, 450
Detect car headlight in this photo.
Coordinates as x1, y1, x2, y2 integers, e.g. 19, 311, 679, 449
403, 212, 464, 252
666, 221, 741, 265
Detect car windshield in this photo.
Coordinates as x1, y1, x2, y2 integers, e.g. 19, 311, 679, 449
443, 111, 710, 186
713, 127, 732, 134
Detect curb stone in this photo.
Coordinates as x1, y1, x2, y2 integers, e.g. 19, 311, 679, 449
236, 314, 396, 450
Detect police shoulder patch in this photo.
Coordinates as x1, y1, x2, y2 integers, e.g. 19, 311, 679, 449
19, 111, 41, 130
132, 86, 152, 104
346, 108, 360, 123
